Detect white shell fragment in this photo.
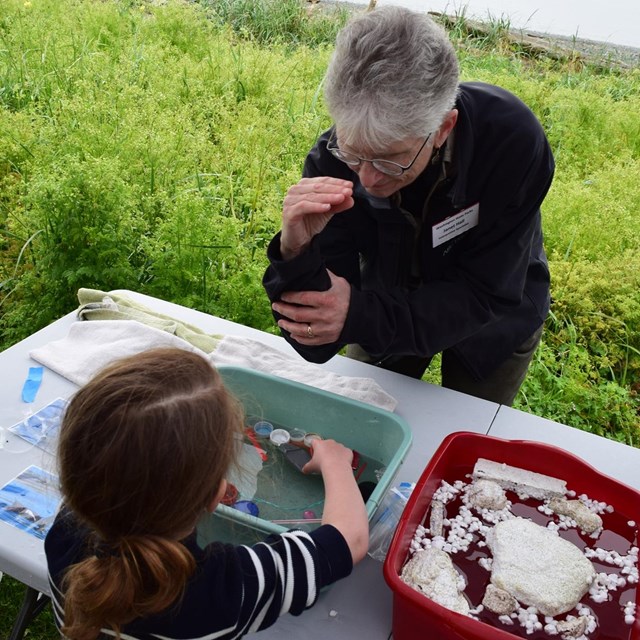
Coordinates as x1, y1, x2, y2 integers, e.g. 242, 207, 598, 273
557, 616, 588, 638
401, 547, 470, 615
473, 459, 567, 500
486, 518, 596, 616
548, 497, 603, 534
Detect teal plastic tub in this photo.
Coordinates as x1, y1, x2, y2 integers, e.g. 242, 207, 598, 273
197, 366, 412, 545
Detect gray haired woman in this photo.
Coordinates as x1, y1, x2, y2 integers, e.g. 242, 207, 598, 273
264, 6, 554, 406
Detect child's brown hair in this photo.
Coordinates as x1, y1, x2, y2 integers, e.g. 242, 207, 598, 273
57, 347, 244, 640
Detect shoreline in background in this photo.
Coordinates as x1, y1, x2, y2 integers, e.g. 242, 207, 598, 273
323, 0, 640, 67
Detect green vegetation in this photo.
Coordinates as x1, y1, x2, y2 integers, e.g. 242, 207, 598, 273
1, 0, 638, 440
0, 0, 638, 636
1, 0, 337, 346
1, 0, 637, 444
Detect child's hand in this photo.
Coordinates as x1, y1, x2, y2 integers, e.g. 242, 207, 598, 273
301, 438, 369, 563
302, 438, 352, 475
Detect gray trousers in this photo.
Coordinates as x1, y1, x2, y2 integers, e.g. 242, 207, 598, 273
346, 325, 543, 406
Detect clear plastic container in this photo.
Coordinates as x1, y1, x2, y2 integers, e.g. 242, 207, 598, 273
368, 482, 415, 562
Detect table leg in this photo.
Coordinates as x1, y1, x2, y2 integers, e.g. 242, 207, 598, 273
8, 586, 51, 640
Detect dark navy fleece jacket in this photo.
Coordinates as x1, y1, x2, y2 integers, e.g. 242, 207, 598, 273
263, 82, 554, 380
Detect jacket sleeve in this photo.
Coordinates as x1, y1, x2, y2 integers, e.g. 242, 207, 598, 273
262, 131, 363, 363
224, 526, 352, 635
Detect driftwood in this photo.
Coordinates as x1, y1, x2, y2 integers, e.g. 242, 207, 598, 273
431, 11, 635, 70
303, 2, 635, 70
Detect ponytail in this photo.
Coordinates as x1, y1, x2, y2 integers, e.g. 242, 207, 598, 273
62, 536, 195, 640
56, 348, 245, 637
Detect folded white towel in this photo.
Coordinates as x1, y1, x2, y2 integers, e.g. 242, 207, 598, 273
29, 320, 202, 387
29, 320, 397, 411
211, 334, 397, 411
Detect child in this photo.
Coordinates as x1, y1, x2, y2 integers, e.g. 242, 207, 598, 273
45, 347, 369, 640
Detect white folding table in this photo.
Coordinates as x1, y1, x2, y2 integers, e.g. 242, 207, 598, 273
1, 290, 637, 640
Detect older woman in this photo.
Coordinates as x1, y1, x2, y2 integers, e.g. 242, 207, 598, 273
263, 6, 554, 406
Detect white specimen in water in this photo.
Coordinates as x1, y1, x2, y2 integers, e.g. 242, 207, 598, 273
473, 459, 567, 500
548, 497, 603, 534
481, 583, 518, 615
486, 518, 596, 616
401, 547, 470, 615
467, 479, 508, 511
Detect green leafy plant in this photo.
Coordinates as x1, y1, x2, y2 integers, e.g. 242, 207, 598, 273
0, 0, 638, 445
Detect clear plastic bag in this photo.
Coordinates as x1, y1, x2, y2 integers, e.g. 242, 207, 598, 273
368, 481, 415, 562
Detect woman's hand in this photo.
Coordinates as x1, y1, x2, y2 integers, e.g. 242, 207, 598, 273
280, 177, 354, 261
272, 270, 351, 345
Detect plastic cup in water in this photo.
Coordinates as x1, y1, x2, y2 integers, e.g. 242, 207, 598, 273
253, 421, 274, 439
290, 428, 306, 443
221, 483, 239, 506
233, 500, 259, 517
304, 433, 322, 448
270, 428, 291, 446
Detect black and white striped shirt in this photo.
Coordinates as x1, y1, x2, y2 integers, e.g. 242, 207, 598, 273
45, 511, 352, 639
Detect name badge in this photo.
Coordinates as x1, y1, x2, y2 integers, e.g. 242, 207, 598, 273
432, 203, 480, 248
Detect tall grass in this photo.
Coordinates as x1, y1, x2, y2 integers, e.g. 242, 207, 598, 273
0, 0, 336, 344
202, 0, 350, 46
0, 0, 638, 444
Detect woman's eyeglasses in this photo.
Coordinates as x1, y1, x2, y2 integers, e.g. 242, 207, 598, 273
326, 132, 433, 177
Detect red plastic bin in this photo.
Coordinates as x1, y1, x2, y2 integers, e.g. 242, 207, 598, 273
383, 431, 640, 640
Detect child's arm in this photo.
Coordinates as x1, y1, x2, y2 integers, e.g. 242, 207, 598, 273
302, 439, 369, 563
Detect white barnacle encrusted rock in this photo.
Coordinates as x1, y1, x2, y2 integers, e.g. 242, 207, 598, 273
486, 518, 595, 616
473, 459, 567, 500
548, 497, 603, 534
557, 615, 588, 639
482, 583, 518, 615
467, 479, 508, 511
400, 547, 470, 615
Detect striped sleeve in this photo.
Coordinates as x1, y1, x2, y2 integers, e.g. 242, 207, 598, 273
48, 570, 65, 633
233, 524, 352, 634
45, 513, 353, 640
